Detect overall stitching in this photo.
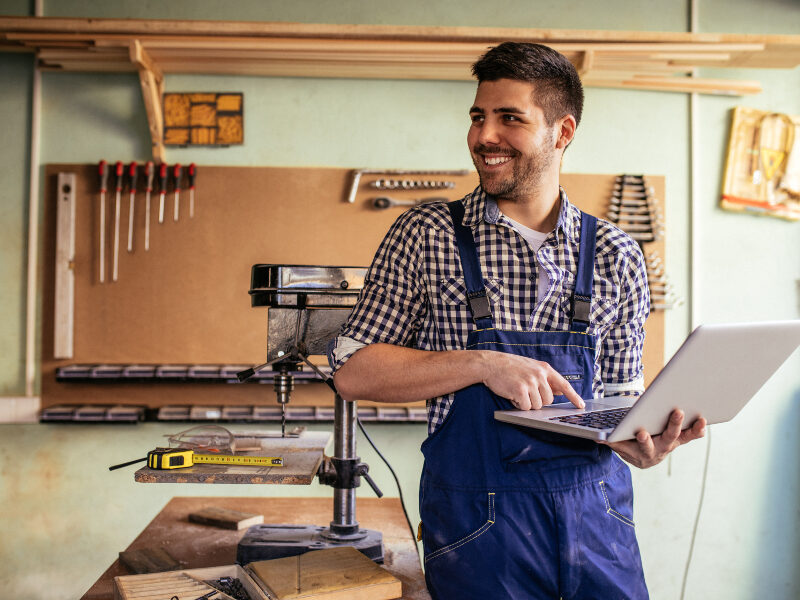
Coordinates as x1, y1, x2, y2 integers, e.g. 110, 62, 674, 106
473, 327, 592, 337
599, 480, 635, 527
425, 492, 496, 563
466, 341, 595, 350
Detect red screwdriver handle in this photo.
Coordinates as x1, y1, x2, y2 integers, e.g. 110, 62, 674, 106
188, 163, 196, 189
128, 161, 138, 192
115, 161, 124, 192
98, 160, 108, 193
173, 163, 183, 190
144, 161, 154, 192
158, 163, 168, 193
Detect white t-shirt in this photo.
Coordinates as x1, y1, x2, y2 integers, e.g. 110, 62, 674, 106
503, 215, 551, 303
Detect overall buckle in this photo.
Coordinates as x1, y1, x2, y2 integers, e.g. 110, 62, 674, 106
467, 290, 492, 321
572, 294, 591, 325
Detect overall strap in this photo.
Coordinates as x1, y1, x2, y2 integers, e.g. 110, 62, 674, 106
571, 211, 597, 332
447, 201, 493, 329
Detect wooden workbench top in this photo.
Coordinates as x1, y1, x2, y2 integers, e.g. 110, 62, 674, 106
82, 496, 430, 600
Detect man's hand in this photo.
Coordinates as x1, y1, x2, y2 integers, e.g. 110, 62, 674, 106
603, 409, 706, 469
482, 352, 585, 410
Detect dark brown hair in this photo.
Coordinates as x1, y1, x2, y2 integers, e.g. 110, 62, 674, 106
472, 42, 584, 128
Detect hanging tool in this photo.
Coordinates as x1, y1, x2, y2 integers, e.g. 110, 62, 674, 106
158, 162, 168, 224
112, 160, 123, 282
173, 163, 183, 221
370, 178, 456, 190
97, 160, 108, 283
372, 196, 448, 210
127, 161, 138, 252
347, 168, 470, 203
144, 161, 154, 250
108, 447, 284, 471
188, 163, 197, 218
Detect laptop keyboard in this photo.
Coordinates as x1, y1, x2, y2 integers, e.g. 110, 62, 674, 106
549, 407, 631, 430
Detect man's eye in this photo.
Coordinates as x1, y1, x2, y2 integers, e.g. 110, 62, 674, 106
470, 114, 484, 123
503, 114, 518, 122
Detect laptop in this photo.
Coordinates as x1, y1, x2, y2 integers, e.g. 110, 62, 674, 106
494, 320, 800, 443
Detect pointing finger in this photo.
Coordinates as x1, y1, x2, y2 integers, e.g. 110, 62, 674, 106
551, 372, 585, 409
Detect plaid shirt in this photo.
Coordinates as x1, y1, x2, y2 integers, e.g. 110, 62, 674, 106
329, 186, 650, 434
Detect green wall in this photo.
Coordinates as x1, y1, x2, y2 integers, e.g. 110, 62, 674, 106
1, 1, 798, 599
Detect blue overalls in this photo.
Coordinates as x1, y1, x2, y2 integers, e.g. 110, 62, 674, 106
419, 201, 649, 599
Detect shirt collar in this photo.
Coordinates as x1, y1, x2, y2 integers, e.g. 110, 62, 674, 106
462, 185, 579, 243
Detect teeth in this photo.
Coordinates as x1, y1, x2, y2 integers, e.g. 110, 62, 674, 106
485, 156, 511, 166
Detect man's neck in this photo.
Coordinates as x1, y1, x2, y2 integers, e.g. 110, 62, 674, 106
495, 179, 561, 233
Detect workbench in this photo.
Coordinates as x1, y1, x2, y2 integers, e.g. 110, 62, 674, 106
81, 496, 430, 600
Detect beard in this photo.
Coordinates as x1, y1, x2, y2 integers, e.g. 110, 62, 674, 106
471, 134, 556, 201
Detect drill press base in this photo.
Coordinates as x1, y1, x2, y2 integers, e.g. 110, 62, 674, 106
236, 523, 384, 565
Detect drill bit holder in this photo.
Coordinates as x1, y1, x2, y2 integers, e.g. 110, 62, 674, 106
237, 265, 386, 563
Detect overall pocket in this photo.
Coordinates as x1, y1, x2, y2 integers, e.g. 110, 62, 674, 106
421, 489, 497, 564
598, 467, 636, 528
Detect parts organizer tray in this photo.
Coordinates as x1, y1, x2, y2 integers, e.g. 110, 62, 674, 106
39, 404, 427, 423
55, 363, 332, 383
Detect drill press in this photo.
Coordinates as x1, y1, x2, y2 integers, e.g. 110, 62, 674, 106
236, 265, 386, 563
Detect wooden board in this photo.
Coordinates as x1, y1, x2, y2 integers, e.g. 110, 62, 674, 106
246, 547, 401, 600
189, 506, 265, 530
134, 430, 330, 485
114, 570, 226, 600
41, 166, 665, 410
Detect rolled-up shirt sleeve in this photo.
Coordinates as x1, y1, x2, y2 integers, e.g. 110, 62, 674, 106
599, 242, 650, 396
328, 209, 427, 374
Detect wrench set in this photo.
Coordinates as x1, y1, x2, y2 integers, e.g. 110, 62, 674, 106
605, 174, 680, 311
645, 250, 683, 311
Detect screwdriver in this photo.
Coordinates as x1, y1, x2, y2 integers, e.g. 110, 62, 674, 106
126, 161, 137, 252
112, 160, 123, 282
158, 163, 167, 223
144, 161, 154, 250
173, 163, 182, 221
188, 163, 197, 218
98, 160, 108, 283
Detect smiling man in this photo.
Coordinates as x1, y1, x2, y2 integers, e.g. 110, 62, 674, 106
329, 42, 705, 599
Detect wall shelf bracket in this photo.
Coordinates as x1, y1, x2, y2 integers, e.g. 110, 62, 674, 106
129, 40, 165, 163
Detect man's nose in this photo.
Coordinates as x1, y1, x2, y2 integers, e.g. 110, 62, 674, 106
476, 118, 502, 146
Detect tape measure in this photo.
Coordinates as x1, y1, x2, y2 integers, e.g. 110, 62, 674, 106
146, 447, 283, 470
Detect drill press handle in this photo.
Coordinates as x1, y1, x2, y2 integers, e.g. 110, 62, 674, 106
357, 463, 384, 498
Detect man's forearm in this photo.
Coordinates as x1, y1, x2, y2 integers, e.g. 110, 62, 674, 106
332, 343, 585, 410
333, 343, 486, 403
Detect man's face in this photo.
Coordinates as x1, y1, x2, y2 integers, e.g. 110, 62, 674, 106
467, 78, 561, 200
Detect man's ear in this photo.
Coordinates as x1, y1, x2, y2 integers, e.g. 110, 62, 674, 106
555, 114, 577, 149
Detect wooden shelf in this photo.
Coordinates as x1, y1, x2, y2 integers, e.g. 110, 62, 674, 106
4, 16, 799, 159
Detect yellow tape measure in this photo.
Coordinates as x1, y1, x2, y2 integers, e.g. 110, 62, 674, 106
146, 447, 283, 470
